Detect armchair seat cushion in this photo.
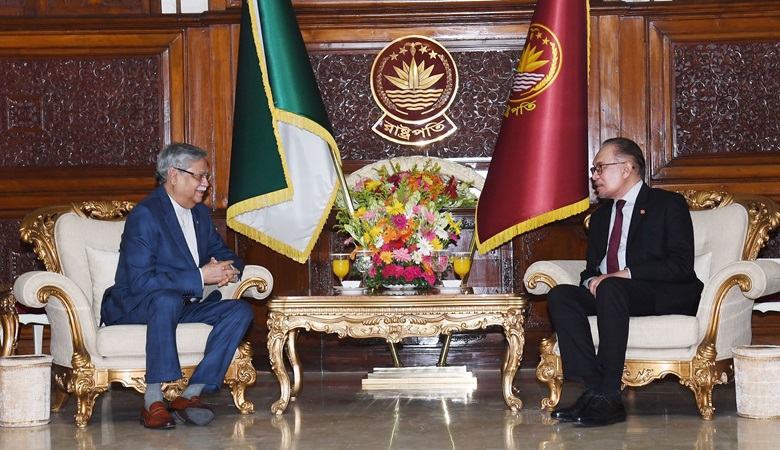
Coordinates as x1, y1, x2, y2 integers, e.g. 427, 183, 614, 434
553, 315, 701, 360
96, 323, 215, 358
589, 315, 700, 350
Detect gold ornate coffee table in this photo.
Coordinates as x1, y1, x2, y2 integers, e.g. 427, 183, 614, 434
266, 293, 529, 414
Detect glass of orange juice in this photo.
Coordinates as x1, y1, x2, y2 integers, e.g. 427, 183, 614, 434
331, 253, 350, 285
452, 252, 472, 279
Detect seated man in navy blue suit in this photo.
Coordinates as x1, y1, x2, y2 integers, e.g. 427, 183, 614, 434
547, 138, 703, 427
101, 143, 254, 429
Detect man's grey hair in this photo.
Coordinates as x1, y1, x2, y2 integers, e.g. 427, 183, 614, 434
156, 143, 208, 185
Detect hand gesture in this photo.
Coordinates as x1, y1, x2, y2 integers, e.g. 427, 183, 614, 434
201, 257, 240, 287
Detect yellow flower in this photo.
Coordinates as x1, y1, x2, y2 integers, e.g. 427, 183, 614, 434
369, 225, 382, 237
447, 215, 461, 234
379, 251, 393, 264
431, 238, 443, 250
355, 206, 368, 218
365, 180, 382, 191
386, 201, 405, 215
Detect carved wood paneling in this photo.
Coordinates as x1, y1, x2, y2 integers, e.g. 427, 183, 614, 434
311, 50, 519, 162
674, 42, 780, 157
0, 57, 162, 167
0, 219, 42, 288
647, 13, 780, 199
0, 30, 185, 286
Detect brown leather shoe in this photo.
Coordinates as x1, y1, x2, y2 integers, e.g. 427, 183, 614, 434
140, 401, 176, 429
169, 395, 214, 426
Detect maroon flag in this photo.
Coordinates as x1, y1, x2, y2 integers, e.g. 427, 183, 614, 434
475, 0, 590, 254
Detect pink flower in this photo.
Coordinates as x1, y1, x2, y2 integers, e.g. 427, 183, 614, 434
392, 215, 408, 229
392, 248, 412, 262
382, 264, 405, 278
403, 265, 424, 282
423, 210, 435, 223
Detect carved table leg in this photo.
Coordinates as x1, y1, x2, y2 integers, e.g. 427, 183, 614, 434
285, 329, 302, 398
502, 308, 526, 411
267, 312, 292, 415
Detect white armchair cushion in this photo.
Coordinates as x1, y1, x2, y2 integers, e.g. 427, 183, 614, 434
694, 252, 712, 284
85, 247, 120, 326
96, 323, 213, 357
589, 315, 700, 350
55, 213, 124, 308
690, 204, 747, 278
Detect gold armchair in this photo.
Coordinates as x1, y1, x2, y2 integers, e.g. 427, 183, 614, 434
12, 201, 273, 427
524, 191, 780, 419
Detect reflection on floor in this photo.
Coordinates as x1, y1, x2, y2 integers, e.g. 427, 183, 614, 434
0, 368, 777, 449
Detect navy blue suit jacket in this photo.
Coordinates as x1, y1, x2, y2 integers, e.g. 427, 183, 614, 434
581, 184, 703, 315
101, 185, 244, 325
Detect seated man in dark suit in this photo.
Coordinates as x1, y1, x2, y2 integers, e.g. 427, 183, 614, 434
547, 137, 703, 427
101, 143, 254, 429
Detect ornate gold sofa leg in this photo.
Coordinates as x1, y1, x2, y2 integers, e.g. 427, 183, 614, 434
680, 354, 723, 421
536, 335, 563, 410
72, 368, 107, 428
228, 341, 256, 414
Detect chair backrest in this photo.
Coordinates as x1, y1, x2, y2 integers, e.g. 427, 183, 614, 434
20, 201, 134, 325
681, 191, 780, 277
689, 204, 747, 283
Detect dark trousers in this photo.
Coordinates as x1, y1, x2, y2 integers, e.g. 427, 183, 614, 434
111, 289, 254, 392
546, 278, 658, 394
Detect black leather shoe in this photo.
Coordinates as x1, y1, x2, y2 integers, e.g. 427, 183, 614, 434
575, 393, 626, 427
550, 389, 594, 422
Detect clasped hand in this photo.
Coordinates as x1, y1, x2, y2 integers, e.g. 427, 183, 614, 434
202, 257, 240, 287
589, 269, 630, 296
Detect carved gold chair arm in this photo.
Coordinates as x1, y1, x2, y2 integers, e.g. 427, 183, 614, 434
219, 265, 274, 301
13, 271, 94, 363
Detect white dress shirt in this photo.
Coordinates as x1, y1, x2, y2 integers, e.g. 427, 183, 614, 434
168, 195, 204, 288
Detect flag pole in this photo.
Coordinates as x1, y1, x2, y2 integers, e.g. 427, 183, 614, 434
328, 146, 355, 216
325, 147, 404, 367
437, 230, 477, 367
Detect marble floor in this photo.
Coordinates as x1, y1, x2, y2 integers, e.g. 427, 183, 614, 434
0, 367, 776, 450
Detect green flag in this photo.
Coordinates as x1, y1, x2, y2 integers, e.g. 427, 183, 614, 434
227, 0, 341, 264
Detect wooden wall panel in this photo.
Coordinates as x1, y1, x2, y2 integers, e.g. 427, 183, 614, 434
647, 13, 780, 195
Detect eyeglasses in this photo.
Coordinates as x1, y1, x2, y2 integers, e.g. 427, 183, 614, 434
589, 161, 626, 176
175, 167, 211, 182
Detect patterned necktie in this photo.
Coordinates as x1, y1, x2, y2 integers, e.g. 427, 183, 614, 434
606, 199, 626, 273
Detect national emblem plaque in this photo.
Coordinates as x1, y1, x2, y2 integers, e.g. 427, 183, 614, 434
370, 35, 459, 146
505, 23, 562, 117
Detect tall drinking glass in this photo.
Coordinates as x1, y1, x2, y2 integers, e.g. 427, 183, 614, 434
354, 249, 373, 288
331, 253, 350, 285
430, 249, 451, 285
452, 251, 472, 280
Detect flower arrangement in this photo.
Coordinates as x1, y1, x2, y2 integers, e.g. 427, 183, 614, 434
335, 160, 478, 289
